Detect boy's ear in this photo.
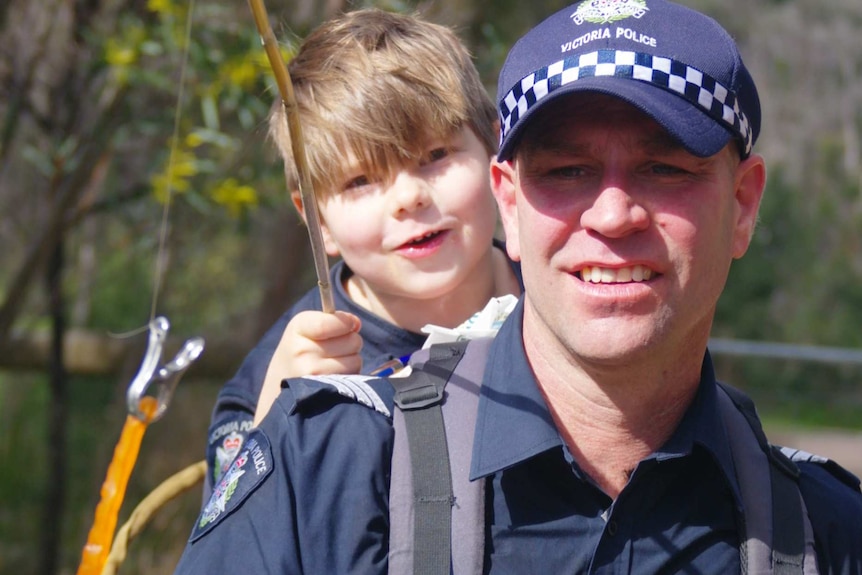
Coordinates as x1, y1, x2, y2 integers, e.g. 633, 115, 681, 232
290, 190, 307, 223
290, 190, 341, 257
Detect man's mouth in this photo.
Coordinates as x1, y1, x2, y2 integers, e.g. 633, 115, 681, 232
576, 265, 654, 284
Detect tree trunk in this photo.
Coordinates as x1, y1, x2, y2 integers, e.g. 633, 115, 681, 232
39, 231, 67, 575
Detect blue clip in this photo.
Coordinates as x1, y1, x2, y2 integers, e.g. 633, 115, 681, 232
369, 354, 412, 377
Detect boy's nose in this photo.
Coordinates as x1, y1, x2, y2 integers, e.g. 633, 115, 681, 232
389, 172, 432, 216
579, 184, 649, 238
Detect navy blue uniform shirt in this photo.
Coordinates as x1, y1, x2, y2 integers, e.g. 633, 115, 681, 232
178, 299, 862, 574
204, 241, 519, 499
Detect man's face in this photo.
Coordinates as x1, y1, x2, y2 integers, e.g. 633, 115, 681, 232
492, 93, 765, 369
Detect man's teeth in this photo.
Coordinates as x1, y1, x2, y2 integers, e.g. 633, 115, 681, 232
580, 265, 653, 283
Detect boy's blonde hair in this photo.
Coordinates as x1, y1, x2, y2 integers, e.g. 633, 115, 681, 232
268, 8, 497, 199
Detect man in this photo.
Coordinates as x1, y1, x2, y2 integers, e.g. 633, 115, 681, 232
174, 1, 862, 573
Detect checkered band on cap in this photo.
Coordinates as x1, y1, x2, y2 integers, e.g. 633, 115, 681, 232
499, 49, 753, 156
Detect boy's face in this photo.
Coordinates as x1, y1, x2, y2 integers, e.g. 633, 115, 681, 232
492, 93, 766, 369
313, 126, 498, 309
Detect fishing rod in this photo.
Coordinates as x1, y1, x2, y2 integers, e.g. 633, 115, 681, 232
246, 0, 335, 313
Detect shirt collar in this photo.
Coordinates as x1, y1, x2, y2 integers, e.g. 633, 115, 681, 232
657, 351, 743, 507
469, 299, 743, 507
470, 300, 562, 480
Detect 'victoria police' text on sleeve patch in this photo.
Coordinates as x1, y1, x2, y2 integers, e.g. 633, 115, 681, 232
190, 428, 273, 542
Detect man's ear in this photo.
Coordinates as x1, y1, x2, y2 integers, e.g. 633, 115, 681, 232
490, 159, 521, 262
290, 190, 340, 257
731, 153, 767, 259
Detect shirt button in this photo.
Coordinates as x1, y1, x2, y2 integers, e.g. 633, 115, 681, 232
607, 520, 618, 536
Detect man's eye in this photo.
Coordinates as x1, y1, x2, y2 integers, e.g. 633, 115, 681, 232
549, 165, 585, 178
650, 163, 687, 175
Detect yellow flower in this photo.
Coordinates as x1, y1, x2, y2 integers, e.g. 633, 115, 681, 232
150, 148, 199, 203
220, 58, 258, 90
147, 0, 173, 16
250, 50, 270, 70
210, 178, 258, 217
246, 45, 295, 82
185, 131, 205, 148
105, 37, 138, 67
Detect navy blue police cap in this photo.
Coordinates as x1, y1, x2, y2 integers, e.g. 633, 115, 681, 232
496, 0, 761, 161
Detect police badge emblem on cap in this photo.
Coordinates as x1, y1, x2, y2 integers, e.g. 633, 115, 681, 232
572, 0, 649, 24
496, 0, 761, 162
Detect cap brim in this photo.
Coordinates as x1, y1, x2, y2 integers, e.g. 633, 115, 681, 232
496, 76, 735, 162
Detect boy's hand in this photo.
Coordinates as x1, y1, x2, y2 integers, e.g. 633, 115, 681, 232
254, 310, 362, 424
282, 310, 364, 375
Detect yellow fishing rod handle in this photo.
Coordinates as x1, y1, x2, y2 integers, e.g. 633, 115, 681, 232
76, 396, 158, 575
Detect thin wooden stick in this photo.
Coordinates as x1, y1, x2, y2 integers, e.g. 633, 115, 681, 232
246, 0, 335, 313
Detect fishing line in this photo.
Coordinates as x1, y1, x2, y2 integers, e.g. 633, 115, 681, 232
150, 0, 197, 322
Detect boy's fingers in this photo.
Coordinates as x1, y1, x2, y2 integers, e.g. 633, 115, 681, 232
300, 355, 363, 376
333, 310, 362, 332
291, 335, 363, 375
308, 331, 363, 359
292, 310, 361, 340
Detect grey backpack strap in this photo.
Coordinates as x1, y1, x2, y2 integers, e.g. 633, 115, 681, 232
389, 339, 490, 575
717, 383, 818, 575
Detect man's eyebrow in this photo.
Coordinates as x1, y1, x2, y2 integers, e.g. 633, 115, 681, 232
522, 138, 592, 158
639, 132, 687, 154
519, 126, 689, 160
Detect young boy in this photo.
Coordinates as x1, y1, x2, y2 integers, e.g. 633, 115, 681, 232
204, 8, 521, 495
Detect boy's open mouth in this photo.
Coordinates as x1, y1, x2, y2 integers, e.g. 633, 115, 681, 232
402, 230, 444, 248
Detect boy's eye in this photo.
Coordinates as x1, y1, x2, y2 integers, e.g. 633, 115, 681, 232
429, 147, 449, 161
420, 147, 450, 166
344, 175, 371, 190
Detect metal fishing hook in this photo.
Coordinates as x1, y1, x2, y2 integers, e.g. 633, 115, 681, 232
126, 316, 205, 422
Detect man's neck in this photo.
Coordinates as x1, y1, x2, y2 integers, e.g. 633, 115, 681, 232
524, 327, 704, 499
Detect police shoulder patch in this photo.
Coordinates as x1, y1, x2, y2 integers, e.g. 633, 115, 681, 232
190, 428, 273, 542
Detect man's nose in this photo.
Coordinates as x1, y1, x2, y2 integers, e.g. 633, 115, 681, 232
579, 183, 649, 238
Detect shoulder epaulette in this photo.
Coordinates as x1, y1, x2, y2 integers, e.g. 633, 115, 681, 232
300, 374, 392, 418
778, 446, 828, 465
780, 445, 861, 491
